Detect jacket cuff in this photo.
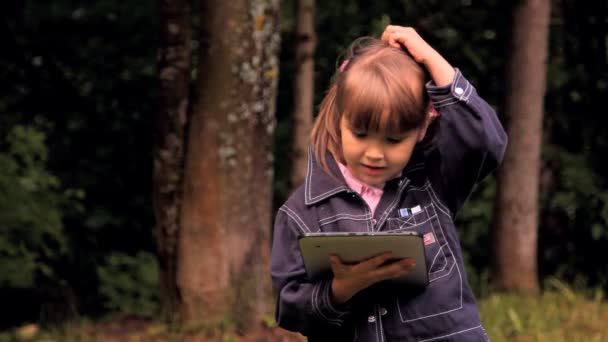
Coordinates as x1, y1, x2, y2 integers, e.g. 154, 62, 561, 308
425, 68, 475, 108
311, 279, 350, 326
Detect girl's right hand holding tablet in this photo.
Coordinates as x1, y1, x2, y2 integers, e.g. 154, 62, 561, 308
329, 252, 416, 305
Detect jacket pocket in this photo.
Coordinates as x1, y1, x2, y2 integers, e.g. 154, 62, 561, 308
387, 203, 466, 328
387, 203, 455, 282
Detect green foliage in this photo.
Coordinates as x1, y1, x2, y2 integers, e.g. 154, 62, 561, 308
538, 145, 608, 285
455, 177, 496, 297
0, 125, 82, 288
1, 0, 158, 320
458, 143, 608, 294
96, 252, 159, 317
542, 145, 608, 231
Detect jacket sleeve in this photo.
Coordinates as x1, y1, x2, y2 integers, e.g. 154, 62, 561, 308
270, 205, 351, 335
426, 69, 508, 216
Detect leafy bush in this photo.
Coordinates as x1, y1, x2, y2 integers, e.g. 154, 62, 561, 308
455, 176, 496, 297
539, 145, 608, 287
96, 251, 159, 317
0, 125, 82, 288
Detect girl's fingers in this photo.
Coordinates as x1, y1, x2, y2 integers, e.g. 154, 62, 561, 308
382, 25, 401, 42
381, 28, 388, 41
387, 37, 401, 48
329, 254, 344, 272
381, 25, 395, 38
387, 32, 410, 49
371, 258, 416, 281
365, 252, 394, 269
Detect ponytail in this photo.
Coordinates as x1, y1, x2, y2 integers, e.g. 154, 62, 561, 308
309, 82, 343, 177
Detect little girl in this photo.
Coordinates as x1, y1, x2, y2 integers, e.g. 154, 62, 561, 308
270, 25, 507, 341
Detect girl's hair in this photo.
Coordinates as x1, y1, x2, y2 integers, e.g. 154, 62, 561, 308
310, 37, 434, 175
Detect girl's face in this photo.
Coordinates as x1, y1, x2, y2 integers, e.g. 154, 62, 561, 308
340, 116, 426, 187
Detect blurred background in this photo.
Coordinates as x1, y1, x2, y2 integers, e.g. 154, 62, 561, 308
1, 0, 607, 340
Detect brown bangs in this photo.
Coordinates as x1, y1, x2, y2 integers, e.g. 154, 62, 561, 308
337, 53, 427, 136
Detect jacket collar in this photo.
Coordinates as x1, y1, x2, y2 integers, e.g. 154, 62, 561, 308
304, 149, 350, 205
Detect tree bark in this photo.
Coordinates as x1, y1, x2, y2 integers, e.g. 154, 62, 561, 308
154, 0, 192, 321
291, 0, 316, 189
492, 0, 551, 293
177, 0, 280, 332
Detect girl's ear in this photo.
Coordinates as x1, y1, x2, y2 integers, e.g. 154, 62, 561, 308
418, 104, 438, 142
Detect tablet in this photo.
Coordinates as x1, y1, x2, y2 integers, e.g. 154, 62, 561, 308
298, 231, 428, 288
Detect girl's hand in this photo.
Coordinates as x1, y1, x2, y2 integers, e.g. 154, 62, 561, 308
329, 252, 416, 305
381, 25, 455, 87
381, 25, 436, 65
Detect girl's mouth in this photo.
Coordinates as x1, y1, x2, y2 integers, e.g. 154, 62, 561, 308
361, 164, 386, 175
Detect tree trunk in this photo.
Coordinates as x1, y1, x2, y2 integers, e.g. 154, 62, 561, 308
154, 0, 192, 321
291, 0, 316, 189
492, 0, 551, 293
177, 0, 280, 332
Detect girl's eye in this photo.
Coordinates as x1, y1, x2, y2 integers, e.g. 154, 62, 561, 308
386, 137, 403, 144
352, 131, 367, 138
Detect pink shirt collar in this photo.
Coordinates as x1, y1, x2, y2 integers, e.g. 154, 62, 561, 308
338, 162, 384, 216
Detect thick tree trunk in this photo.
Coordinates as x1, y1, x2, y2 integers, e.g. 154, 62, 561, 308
154, 0, 192, 321
177, 0, 280, 332
291, 0, 316, 189
492, 0, 550, 293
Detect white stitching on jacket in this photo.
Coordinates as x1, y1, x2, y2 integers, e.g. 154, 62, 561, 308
418, 324, 483, 342
280, 206, 311, 233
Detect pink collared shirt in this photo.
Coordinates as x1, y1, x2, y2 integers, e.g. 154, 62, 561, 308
338, 162, 384, 216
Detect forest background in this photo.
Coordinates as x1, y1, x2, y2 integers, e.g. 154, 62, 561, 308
1, 0, 608, 340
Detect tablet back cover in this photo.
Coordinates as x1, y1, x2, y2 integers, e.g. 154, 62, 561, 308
298, 232, 428, 288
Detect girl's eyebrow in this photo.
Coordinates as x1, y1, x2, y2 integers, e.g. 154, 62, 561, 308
345, 120, 366, 131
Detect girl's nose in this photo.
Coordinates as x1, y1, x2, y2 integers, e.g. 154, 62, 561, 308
364, 143, 384, 161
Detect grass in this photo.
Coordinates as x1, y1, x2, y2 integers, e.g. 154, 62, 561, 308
479, 279, 608, 341
3, 280, 608, 341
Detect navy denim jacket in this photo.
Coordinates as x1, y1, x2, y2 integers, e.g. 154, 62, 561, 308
270, 70, 508, 341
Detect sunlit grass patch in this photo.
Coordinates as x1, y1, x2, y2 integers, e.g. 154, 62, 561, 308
0, 315, 304, 342
479, 279, 608, 342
